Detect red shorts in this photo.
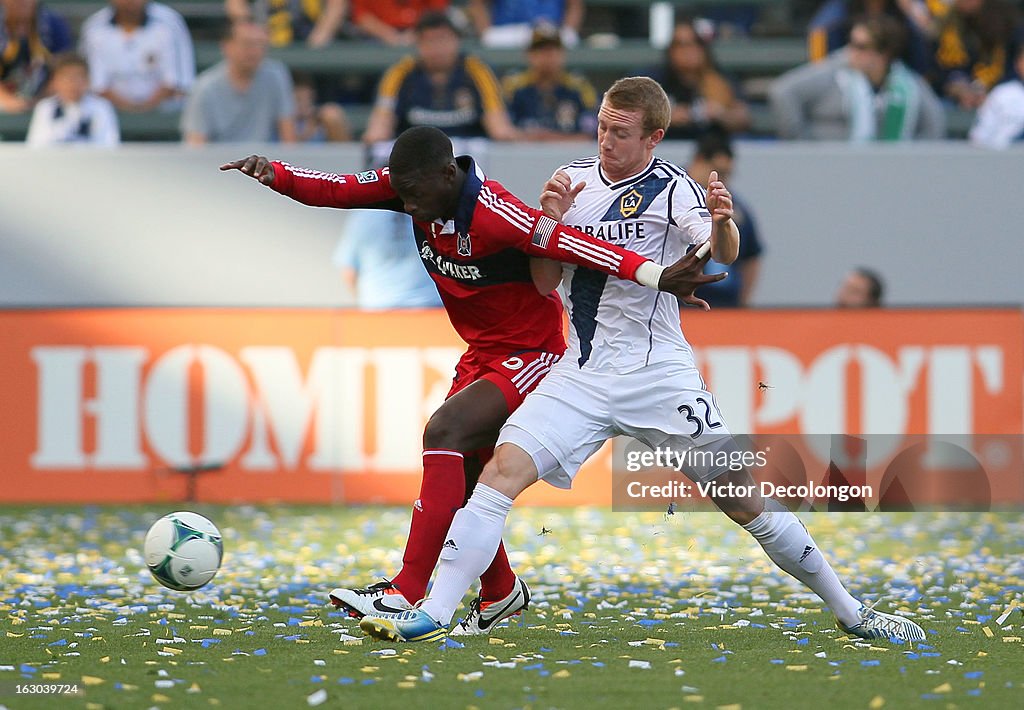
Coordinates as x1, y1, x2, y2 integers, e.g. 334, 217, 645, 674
447, 348, 563, 411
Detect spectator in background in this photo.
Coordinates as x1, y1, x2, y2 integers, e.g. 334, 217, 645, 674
920, 0, 1020, 110
502, 22, 596, 141
26, 52, 119, 146
771, 15, 945, 140
333, 211, 442, 309
969, 44, 1024, 148
0, 0, 71, 113
80, 0, 193, 112
835, 267, 885, 307
349, 0, 448, 47
362, 11, 517, 143
181, 21, 296, 144
808, 0, 931, 72
685, 128, 762, 308
225, 0, 346, 48
647, 18, 750, 140
293, 71, 350, 141
468, 0, 582, 48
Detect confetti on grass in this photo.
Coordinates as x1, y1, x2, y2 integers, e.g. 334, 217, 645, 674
0, 508, 1022, 707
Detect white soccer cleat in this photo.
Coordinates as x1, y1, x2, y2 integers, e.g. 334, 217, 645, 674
450, 576, 530, 636
838, 603, 926, 643
329, 580, 413, 619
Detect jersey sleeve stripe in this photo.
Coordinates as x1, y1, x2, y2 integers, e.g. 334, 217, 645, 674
558, 234, 622, 270
479, 188, 532, 231
465, 56, 505, 112
482, 186, 534, 223
480, 187, 534, 232
559, 232, 623, 266
684, 176, 707, 208
378, 57, 415, 98
282, 164, 347, 184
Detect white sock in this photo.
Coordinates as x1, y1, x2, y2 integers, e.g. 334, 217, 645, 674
742, 499, 862, 628
420, 483, 513, 625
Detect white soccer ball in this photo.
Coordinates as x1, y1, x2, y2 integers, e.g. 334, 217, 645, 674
144, 511, 223, 591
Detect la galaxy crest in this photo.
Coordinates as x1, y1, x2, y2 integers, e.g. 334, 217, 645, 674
619, 189, 643, 218
457, 232, 472, 256
602, 176, 672, 221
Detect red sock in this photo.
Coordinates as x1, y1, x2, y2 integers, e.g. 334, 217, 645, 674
391, 450, 465, 603
480, 539, 516, 601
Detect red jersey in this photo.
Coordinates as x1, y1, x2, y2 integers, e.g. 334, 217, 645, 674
268, 156, 650, 355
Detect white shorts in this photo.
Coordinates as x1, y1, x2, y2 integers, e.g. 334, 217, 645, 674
497, 359, 732, 489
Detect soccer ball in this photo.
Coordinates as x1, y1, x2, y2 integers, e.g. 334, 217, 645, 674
144, 511, 223, 591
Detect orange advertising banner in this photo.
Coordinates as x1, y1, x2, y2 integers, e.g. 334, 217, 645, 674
0, 308, 1020, 505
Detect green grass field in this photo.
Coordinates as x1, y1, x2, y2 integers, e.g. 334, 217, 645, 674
1, 506, 1021, 709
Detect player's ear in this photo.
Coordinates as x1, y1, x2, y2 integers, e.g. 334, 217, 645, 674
648, 128, 665, 149
442, 160, 458, 184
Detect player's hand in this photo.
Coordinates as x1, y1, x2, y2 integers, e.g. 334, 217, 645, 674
658, 244, 727, 311
219, 155, 276, 185
706, 170, 733, 226
539, 170, 585, 221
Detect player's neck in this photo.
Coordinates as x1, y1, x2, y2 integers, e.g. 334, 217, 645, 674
601, 155, 654, 184
441, 166, 468, 221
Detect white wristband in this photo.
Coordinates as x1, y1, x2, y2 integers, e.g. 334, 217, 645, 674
635, 261, 666, 290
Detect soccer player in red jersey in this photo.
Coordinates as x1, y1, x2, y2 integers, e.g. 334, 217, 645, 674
221, 126, 720, 636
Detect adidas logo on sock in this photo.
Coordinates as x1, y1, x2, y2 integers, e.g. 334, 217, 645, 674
799, 545, 815, 563
442, 539, 458, 551
413, 499, 423, 512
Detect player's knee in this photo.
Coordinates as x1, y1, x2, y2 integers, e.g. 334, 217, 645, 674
479, 444, 536, 499
423, 409, 469, 451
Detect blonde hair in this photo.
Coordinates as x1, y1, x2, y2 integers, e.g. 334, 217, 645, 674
603, 77, 671, 135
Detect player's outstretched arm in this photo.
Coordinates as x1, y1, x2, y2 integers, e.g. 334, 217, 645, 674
221, 155, 403, 211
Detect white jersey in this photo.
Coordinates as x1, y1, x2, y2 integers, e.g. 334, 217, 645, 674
80, 3, 195, 103
26, 94, 120, 147
557, 155, 713, 373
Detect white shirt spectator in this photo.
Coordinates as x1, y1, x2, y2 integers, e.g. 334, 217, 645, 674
26, 94, 120, 147
80, 3, 194, 107
969, 78, 1024, 150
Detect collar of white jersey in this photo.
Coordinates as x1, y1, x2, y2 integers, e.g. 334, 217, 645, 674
598, 156, 658, 190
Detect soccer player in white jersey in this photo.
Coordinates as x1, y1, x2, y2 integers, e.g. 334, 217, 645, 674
359, 77, 926, 644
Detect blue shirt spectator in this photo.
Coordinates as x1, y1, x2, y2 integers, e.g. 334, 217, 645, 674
468, 0, 582, 48
333, 210, 442, 309
685, 129, 763, 308
502, 23, 596, 140
363, 12, 516, 142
